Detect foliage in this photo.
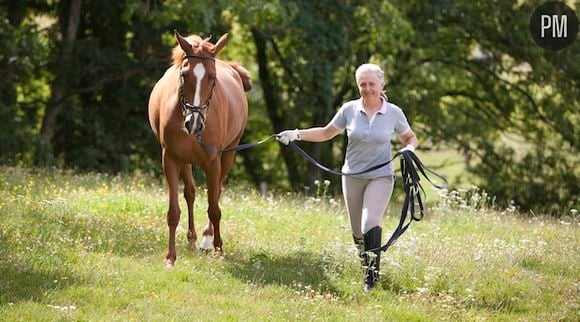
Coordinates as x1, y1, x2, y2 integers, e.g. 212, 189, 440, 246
372, 0, 579, 213
0, 0, 578, 214
0, 4, 51, 165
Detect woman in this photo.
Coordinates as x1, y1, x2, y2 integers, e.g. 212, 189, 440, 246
277, 63, 417, 292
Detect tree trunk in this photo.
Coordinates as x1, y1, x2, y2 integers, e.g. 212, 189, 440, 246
251, 27, 305, 190
40, 0, 83, 147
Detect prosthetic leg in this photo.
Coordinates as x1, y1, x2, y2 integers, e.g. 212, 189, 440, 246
353, 234, 364, 258
363, 226, 382, 292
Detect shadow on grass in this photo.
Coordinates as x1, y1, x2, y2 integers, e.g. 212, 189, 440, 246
0, 261, 83, 305
0, 207, 164, 304
25, 207, 163, 257
225, 249, 342, 296
0, 233, 84, 305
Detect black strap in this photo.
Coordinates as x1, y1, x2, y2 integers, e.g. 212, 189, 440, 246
287, 142, 447, 253
193, 134, 447, 254
221, 135, 278, 152
288, 141, 397, 176
196, 134, 277, 153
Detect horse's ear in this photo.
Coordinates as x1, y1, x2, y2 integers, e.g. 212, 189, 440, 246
175, 30, 198, 53
175, 30, 190, 51
211, 33, 228, 55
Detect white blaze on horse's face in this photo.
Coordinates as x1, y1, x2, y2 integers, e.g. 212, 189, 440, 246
184, 62, 206, 134
192, 63, 206, 105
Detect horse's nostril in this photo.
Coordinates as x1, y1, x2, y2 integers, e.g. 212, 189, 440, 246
195, 122, 204, 134
185, 120, 193, 133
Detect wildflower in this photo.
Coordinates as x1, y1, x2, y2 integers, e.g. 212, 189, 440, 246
416, 287, 429, 293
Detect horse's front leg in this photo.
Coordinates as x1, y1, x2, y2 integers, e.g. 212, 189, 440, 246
181, 164, 197, 249
163, 151, 181, 267
200, 159, 223, 253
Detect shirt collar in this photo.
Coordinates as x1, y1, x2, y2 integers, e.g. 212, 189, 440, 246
357, 97, 388, 114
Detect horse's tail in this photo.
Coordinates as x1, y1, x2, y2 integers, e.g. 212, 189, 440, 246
228, 62, 252, 92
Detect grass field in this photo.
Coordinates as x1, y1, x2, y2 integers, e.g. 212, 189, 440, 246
0, 167, 578, 321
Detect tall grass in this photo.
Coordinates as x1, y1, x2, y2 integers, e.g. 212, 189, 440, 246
0, 167, 578, 321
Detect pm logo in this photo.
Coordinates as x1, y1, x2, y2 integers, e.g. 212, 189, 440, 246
530, 2, 578, 50
541, 14, 568, 38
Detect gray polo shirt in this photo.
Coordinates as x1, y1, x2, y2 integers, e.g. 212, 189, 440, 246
330, 98, 411, 179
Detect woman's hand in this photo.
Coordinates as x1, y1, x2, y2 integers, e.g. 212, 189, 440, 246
276, 129, 301, 145
399, 144, 415, 153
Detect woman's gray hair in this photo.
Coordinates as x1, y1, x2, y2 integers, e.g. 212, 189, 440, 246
355, 63, 385, 84
355, 63, 388, 101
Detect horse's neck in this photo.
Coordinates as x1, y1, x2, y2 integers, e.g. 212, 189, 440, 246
166, 67, 185, 114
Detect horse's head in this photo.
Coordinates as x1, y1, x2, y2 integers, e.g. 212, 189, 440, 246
174, 31, 228, 135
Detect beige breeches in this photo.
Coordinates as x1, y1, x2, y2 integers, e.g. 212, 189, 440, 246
342, 176, 394, 238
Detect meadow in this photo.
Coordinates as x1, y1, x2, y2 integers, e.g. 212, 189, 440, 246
0, 166, 578, 321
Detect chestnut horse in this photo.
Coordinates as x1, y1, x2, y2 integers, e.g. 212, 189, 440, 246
148, 31, 251, 266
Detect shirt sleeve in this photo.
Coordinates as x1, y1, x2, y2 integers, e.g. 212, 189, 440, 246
329, 103, 348, 129
394, 107, 411, 134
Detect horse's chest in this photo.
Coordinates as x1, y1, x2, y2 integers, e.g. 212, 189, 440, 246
162, 133, 208, 165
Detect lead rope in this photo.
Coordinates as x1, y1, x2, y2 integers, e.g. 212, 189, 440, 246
286, 142, 447, 253
187, 130, 447, 253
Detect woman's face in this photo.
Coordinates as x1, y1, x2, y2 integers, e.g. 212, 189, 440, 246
357, 72, 383, 100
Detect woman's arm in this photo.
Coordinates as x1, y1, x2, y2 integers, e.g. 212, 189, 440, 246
299, 124, 343, 142
398, 129, 418, 148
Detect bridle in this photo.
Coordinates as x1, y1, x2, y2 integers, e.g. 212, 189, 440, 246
178, 54, 216, 138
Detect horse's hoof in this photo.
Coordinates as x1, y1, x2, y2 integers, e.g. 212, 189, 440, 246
200, 235, 214, 251
164, 258, 175, 269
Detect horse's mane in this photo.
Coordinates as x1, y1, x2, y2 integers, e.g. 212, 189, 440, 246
171, 34, 214, 66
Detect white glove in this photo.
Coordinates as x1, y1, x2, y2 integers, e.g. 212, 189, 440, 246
276, 129, 301, 145
399, 144, 415, 153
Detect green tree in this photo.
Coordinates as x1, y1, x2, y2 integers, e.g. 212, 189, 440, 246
0, 1, 51, 164
0, 0, 229, 172
381, 0, 579, 213
231, 0, 577, 212
232, 0, 411, 191
1, 0, 577, 213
